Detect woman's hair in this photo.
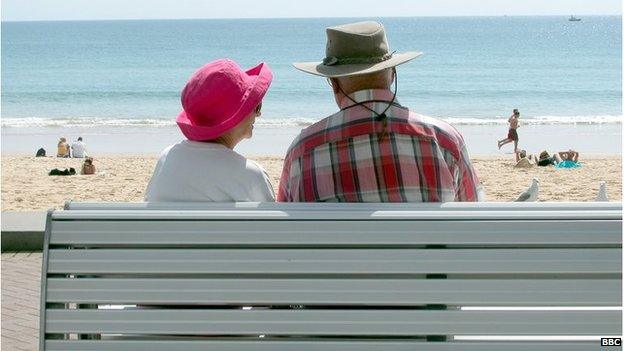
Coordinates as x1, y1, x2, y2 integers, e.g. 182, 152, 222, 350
539, 151, 550, 160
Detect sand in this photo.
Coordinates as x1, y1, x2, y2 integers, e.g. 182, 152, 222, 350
1, 154, 621, 211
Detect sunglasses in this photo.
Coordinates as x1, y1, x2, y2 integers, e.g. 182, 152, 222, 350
254, 103, 262, 114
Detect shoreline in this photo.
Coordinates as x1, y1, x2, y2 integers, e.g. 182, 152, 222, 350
2, 123, 622, 157
1, 154, 621, 211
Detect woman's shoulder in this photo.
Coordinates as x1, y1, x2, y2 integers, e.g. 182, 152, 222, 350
244, 159, 270, 178
158, 140, 267, 173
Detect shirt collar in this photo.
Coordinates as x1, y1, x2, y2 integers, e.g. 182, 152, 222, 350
338, 89, 401, 110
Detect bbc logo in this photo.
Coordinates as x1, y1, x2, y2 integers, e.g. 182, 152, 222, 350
601, 338, 622, 347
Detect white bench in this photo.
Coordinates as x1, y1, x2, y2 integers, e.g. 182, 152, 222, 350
41, 202, 622, 350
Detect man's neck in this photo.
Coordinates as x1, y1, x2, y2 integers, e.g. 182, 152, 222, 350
336, 88, 395, 109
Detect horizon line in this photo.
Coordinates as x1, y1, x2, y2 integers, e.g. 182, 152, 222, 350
2, 13, 621, 23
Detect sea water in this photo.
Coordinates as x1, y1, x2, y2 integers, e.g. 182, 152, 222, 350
1, 16, 621, 154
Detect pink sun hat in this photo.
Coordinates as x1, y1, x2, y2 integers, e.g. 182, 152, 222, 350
176, 59, 273, 141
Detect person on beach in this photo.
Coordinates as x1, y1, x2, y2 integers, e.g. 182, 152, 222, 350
71, 137, 87, 158
278, 21, 481, 202
558, 150, 580, 163
514, 149, 536, 168
497, 109, 520, 152
56, 137, 70, 157
145, 59, 275, 202
556, 149, 581, 168
537, 151, 561, 167
81, 157, 96, 175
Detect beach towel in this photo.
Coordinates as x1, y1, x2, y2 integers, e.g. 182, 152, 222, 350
556, 160, 581, 169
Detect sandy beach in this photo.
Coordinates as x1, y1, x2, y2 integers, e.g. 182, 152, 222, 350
1, 154, 620, 211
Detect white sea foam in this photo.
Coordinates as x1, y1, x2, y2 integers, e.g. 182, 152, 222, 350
445, 115, 623, 126
1, 115, 621, 128
1, 117, 176, 128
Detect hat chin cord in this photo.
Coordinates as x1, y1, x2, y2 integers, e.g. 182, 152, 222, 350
335, 68, 398, 141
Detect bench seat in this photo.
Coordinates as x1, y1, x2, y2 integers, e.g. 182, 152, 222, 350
41, 202, 622, 350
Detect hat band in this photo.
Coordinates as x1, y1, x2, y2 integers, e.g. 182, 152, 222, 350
322, 51, 395, 66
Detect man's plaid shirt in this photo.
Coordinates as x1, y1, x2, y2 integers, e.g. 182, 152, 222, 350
277, 89, 480, 202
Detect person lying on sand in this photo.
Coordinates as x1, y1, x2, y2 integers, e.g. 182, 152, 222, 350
556, 150, 581, 168
559, 150, 579, 163
537, 151, 561, 167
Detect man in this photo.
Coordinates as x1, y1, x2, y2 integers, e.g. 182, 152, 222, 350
278, 21, 480, 202
71, 137, 87, 158
497, 109, 520, 152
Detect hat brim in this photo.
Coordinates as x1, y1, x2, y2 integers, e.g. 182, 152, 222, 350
176, 62, 273, 141
292, 52, 422, 78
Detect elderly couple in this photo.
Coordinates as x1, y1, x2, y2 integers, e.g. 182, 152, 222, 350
145, 21, 481, 203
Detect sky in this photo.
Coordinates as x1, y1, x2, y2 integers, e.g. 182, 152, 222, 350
1, 0, 621, 21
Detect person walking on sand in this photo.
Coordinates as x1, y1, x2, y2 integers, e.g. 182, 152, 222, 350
498, 109, 520, 152
278, 21, 481, 202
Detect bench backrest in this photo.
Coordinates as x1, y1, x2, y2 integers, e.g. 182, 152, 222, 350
42, 202, 622, 350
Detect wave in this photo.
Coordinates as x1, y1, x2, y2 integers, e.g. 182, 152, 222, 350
1, 115, 621, 128
444, 115, 623, 126
1, 117, 176, 128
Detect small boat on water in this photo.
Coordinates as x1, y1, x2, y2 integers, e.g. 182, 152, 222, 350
569, 15, 581, 22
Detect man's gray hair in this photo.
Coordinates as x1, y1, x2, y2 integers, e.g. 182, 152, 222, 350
333, 68, 394, 94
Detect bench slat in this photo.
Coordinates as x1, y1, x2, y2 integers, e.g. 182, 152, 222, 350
47, 248, 621, 274
51, 209, 622, 220
45, 310, 621, 335
64, 201, 624, 211
46, 278, 621, 306
50, 220, 621, 246
45, 340, 609, 351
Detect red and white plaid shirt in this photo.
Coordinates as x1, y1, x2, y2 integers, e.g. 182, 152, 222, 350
277, 89, 480, 202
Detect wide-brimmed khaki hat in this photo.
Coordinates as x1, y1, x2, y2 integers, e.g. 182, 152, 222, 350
293, 21, 422, 78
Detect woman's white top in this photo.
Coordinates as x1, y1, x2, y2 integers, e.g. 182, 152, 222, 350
145, 140, 275, 202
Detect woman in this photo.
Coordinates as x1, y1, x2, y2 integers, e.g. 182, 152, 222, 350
145, 59, 275, 202
57, 137, 70, 157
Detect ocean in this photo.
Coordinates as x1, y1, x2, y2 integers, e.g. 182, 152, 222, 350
1, 16, 622, 155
